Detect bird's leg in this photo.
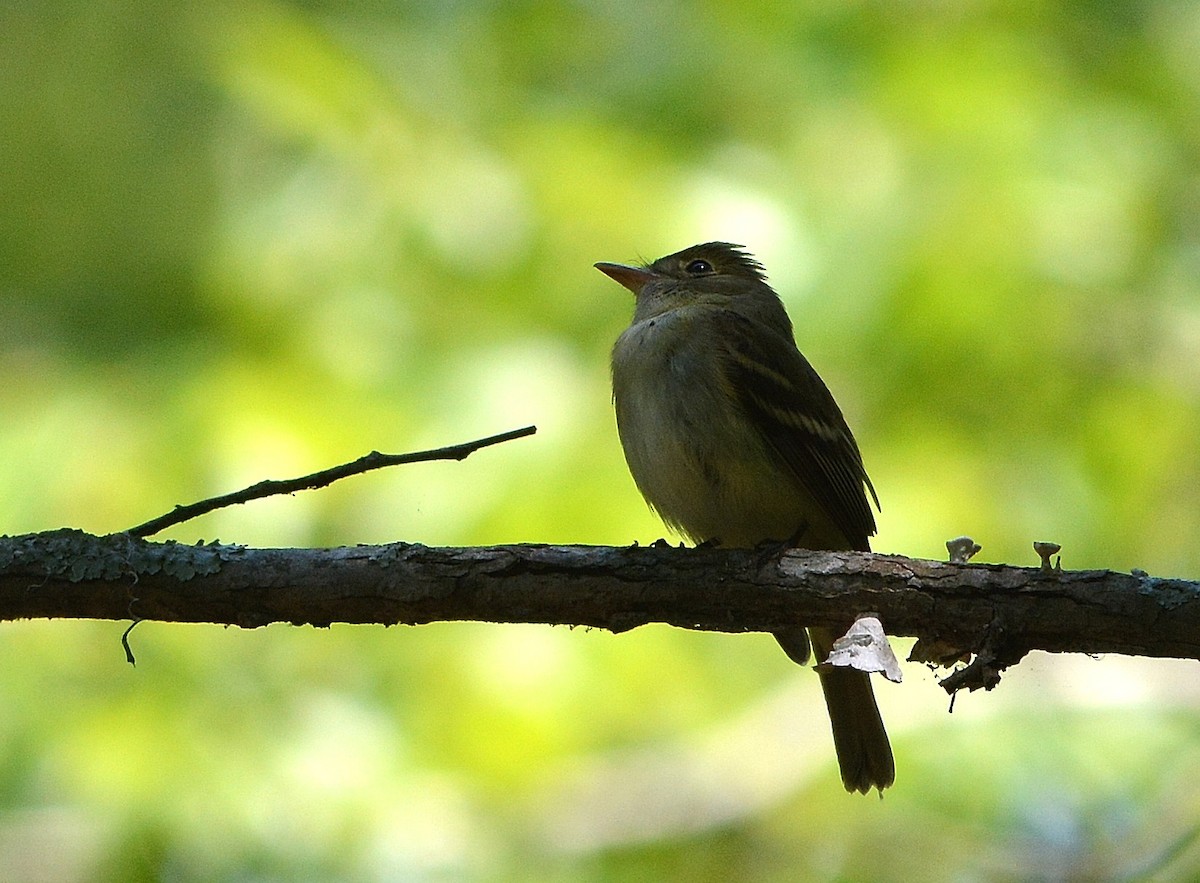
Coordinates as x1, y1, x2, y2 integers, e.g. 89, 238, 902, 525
750, 518, 812, 568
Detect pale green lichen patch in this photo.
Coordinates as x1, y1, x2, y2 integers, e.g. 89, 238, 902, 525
0, 529, 243, 582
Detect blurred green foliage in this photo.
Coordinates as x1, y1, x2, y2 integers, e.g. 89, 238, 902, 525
3, 0, 1200, 879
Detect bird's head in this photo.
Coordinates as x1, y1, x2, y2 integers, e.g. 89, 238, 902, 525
596, 242, 785, 327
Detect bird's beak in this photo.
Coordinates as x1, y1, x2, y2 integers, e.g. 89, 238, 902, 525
594, 262, 659, 294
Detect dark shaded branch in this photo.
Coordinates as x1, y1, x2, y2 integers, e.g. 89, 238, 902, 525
125, 425, 537, 538
2, 530, 1197, 691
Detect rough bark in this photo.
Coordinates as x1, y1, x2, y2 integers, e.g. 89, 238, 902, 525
1, 529, 1196, 691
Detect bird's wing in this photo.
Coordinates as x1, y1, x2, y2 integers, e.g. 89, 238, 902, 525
719, 310, 878, 550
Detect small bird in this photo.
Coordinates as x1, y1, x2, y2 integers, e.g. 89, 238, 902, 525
597, 242, 894, 794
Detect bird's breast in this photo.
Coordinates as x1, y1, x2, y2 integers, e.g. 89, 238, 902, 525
611, 310, 809, 544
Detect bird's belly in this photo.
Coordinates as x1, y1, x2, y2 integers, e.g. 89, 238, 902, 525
614, 351, 822, 547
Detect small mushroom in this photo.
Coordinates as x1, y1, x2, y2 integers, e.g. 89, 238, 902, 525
946, 536, 982, 564
1034, 541, 1062, 571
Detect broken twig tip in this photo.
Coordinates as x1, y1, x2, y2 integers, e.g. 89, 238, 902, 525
121, 619, 141, 666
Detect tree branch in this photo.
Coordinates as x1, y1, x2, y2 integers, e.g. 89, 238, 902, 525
2, 530, 1197, 691
125, 425, 537, 538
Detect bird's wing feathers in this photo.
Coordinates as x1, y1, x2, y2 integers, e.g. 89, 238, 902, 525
720, 311, 877, 550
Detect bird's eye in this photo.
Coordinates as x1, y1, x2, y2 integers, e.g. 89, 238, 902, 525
685, 259, 714, 275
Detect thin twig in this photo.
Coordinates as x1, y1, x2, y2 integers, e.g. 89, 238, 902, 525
124, 425, 537, 538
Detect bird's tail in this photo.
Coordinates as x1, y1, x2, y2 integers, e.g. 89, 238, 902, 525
775, 626, 895, 794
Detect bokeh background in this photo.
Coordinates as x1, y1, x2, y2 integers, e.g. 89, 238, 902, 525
4, 1, 1200, 879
